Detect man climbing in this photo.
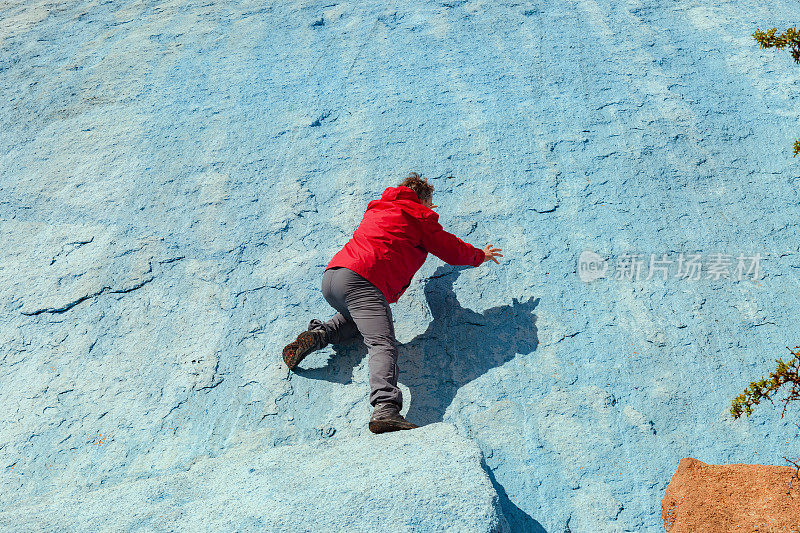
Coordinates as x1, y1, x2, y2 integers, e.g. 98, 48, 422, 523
282, 172, 503, 434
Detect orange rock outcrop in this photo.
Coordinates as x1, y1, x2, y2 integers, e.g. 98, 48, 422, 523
662, 457, 800, 532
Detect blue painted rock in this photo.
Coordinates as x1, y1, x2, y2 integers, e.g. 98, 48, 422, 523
0, 423, 508, 531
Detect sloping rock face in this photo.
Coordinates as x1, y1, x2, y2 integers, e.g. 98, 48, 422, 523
2, 0, 800, 531
662, 458, 800, 532
0, 423, 507, 532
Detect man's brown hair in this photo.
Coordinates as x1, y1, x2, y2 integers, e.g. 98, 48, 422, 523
398, 172, 434, 203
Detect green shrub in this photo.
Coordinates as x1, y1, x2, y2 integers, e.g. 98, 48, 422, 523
731, 347, 800, 484
753, 27, 800, 156
730, 346, 800, 419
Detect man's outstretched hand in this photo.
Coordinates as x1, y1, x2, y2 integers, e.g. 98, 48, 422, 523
482, 244, 503, 265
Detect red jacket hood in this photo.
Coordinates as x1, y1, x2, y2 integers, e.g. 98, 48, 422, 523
381, 186, 420, 203
373, 186, 438, 221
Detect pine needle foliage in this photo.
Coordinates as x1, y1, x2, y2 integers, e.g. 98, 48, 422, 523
753, 28, 800, 156
731, 346, 800, 419
754, 27, 800, 63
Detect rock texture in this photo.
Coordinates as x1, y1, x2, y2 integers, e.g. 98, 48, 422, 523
2, 0, 800, 531
0, 423, 508, 532
0, 424, 508, 533
662, 458, 800, 532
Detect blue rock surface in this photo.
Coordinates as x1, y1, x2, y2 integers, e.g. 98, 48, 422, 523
1, 0, 799, 531
0, 423, 507, 532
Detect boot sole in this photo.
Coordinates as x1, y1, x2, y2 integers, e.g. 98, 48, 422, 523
368, 419, 419, 434
282, 331, 320, 370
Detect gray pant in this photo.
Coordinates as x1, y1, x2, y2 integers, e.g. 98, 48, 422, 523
309, 266, 401, 413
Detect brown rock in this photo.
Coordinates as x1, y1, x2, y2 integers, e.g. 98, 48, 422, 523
662, 457, 800, 532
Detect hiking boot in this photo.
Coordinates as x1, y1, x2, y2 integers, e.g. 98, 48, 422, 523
282, 330, 326, 370
369, 407, 419, 434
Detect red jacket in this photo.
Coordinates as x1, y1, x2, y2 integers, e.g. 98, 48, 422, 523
327, 186, 485, 303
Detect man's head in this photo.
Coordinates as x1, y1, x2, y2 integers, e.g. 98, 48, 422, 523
399, 172, 435, 208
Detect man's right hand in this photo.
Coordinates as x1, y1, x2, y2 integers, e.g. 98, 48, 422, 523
482, 244, 503, 264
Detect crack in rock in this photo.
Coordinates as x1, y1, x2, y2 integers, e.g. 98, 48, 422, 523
20, 272, 156, 316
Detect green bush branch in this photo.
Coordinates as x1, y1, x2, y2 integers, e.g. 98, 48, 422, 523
754, 28, 800, 156
731, 346, 800, 419
754, 27, 800, 62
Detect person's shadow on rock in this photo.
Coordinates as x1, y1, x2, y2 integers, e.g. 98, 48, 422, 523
297, 265, 539, 426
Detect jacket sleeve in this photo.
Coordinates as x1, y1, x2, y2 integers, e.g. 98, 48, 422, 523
419, 213, 485, 267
